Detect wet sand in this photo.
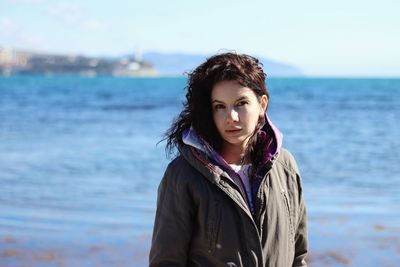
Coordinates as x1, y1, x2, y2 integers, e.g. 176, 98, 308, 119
0, 233, 152, 267
1, 215, 399, 267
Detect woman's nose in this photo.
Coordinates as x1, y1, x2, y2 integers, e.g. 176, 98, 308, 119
227, 108, 239, 122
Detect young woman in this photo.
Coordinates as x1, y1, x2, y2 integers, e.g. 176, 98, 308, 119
149, 53, 308, 267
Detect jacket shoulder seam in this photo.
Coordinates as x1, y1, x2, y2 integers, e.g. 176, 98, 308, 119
275, 149, 299, 176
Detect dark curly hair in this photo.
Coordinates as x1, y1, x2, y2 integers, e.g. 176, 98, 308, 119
164, 52, 269, 163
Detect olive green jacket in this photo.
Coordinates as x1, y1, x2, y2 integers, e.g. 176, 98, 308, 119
149, 146, 308, 267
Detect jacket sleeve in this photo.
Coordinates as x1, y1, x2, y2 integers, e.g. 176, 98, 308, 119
149, 160, 194, 267
292, 173, 308, 267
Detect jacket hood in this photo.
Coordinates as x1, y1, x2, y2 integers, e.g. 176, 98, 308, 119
259, 114, 283, 163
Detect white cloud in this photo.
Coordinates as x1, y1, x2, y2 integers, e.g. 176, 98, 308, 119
80, 19, 107, 31
45, 1, 108, 32
7, 0, 46, 4
0, 16, 47, 50
3, 1, 109, 53
0, 17, 18, 35
46, 2, 84, 24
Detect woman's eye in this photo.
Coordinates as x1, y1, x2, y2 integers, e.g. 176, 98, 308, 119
214, 104, 225, 110
237, 101, 248, 106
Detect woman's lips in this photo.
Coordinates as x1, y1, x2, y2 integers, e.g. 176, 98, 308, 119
225, 129, 242, 134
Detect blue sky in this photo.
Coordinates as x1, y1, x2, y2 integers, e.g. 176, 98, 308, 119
1, 0, 399, 76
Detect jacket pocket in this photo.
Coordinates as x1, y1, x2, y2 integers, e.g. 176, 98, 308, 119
281, 191, 295, 244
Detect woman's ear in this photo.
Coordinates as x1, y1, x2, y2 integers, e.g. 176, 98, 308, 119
260, 95, 268, 115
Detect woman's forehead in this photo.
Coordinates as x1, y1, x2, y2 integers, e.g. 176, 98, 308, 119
211, 81, 256, 100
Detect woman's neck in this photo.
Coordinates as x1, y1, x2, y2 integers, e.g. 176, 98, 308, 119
220, 142, 249, 165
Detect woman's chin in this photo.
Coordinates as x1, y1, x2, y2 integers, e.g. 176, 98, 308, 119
222, 137, 248, 149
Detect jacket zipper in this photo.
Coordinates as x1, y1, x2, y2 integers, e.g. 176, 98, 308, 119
191, 147, 265, 266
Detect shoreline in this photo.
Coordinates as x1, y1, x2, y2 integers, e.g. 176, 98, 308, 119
2, 214, 399, 267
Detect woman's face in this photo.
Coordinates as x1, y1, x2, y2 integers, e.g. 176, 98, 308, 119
211, 80, 268, 153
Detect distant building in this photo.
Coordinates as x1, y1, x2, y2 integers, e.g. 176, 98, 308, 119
0, 47, 29, 75
113, 55, 157, 76
0, 47, 157, 76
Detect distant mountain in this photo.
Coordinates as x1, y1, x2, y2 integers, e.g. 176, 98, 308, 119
142, 52, 303, 77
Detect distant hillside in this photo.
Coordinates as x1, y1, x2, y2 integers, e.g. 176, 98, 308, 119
142, 52, 303, 77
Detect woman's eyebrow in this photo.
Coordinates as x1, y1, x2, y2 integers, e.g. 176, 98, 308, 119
212, 96, 249, 104
235, 96, 248, 102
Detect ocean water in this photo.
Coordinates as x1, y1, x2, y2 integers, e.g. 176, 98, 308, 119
0, 76, 399, 266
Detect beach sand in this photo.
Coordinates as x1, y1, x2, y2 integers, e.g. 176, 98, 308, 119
1, 215, 399, 267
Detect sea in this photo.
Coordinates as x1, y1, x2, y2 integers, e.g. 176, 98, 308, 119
0, 76, 399, 267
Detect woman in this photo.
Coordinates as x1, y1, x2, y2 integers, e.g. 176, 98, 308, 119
149, 53, 308, 267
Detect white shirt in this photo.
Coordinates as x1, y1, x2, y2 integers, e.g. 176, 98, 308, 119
229, 163, 253, 211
